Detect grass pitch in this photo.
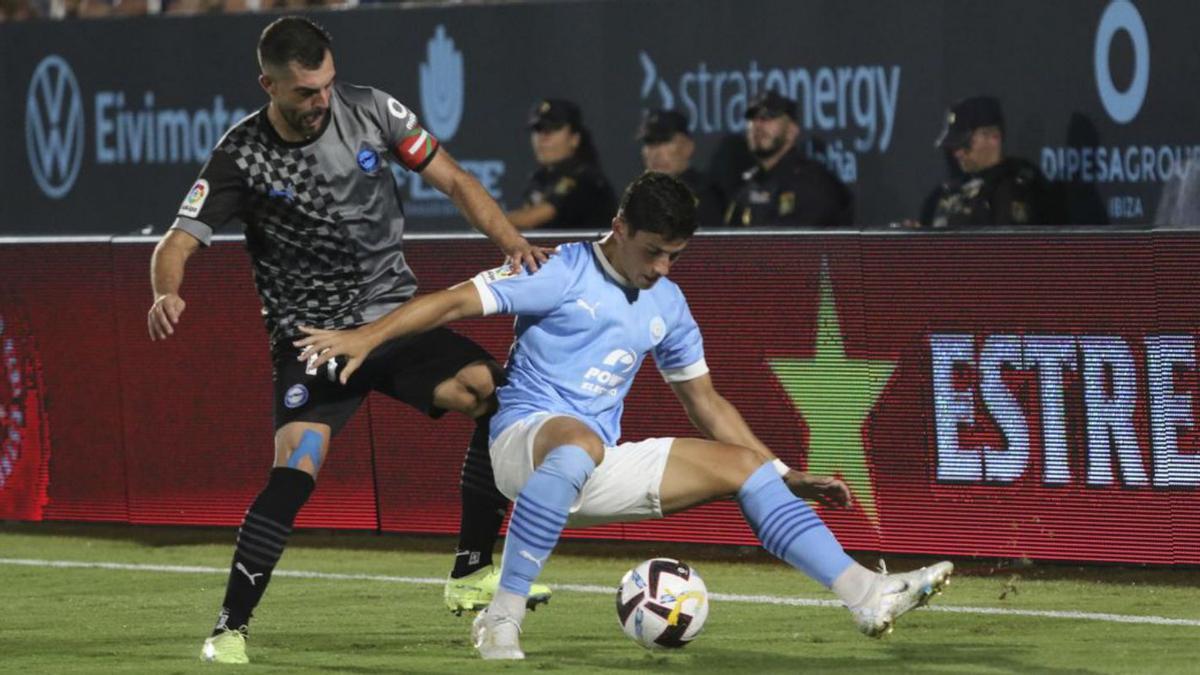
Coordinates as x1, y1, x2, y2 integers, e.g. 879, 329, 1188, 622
1, 523, 1197, 673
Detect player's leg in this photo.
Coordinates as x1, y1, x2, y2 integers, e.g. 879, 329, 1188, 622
202, 347, 366, 663
441, 412, 515, 611
431, 361, 509, 579
202, 422, 328, 664
660, 439, 864, 588
659, 439, 952, 637
473, 414, 604, 660
377, 329, 550, 612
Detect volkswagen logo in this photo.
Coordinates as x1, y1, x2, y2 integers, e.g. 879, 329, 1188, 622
25, 55, 84, 199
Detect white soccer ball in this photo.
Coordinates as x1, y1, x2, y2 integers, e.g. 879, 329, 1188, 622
615, 558, 709, 649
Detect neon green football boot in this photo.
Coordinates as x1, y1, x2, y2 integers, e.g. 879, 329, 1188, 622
201, 628, 249, 664
444, 565, 552, 615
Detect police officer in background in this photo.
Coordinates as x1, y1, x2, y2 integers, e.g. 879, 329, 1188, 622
924, 96, 1056, 228
726, 90, 853, 228
638, 109, 724, 228
508, 98, 616, 231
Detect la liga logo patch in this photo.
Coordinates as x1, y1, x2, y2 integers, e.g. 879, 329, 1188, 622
178, 179, 209, 218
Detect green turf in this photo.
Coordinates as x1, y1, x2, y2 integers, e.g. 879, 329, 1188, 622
1, 524, 1197, 673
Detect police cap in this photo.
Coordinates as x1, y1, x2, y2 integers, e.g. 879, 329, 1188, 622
528, 98, 583, 132
637, 109, 690, 144
745, 90, 798, 121
935, 96, 1005, 150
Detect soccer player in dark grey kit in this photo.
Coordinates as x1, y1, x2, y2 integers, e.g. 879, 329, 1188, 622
147, 17, 549, 664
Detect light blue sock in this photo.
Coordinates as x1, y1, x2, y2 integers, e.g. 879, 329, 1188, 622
499, 445, 596, 596
738, 462, 854, 587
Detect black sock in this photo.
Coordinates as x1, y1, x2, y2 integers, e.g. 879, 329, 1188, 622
214, 467, 315, 634
451, 417, 509, 578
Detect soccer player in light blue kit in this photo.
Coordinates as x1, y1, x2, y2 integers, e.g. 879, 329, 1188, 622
296, 173, 953, 660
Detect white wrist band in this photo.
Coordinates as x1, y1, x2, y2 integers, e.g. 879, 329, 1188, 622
772, 459, 790, 477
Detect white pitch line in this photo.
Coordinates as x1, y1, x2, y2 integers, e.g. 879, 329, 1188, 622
2, 558, 1198, 628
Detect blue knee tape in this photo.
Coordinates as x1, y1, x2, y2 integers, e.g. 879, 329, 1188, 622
287, 430, 325, 470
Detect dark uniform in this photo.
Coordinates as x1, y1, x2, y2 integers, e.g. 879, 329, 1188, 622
170, 82, 491, 433
927, 157, 1054, 228
726, 148, 854, 227
520, 157, 616, 230
927, 96, 1058, 228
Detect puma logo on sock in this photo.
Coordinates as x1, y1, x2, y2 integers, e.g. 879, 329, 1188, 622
236, 562, 264, 586
518, 550, 548, 568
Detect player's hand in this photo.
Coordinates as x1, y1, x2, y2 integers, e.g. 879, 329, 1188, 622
293, 326, 376, 385
784, 471, 853, 508
503, 237, 552, 273
148, 293, 186, 341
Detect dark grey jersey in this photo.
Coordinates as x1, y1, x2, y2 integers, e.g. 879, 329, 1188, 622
170, 82, 440, 346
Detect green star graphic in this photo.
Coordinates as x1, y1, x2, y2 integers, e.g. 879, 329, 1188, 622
768, 264, 895, 524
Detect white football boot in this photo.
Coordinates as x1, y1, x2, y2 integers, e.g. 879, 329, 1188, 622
852, 561, 954, 638
471, 606, 525, 660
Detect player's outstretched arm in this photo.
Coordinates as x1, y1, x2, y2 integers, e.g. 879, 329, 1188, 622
670, 374, 852, 508
294, 281, 484, 384
420, 149, 552, 272
148, 229, 201, 341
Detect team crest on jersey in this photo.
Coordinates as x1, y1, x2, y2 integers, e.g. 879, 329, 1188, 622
649, 316, 666, 345
284, 384, 309, 409
357, 146, 381, 174
477, 264, 518, 284
178, 179, 209, 218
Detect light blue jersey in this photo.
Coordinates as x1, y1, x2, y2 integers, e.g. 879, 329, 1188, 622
471, 239, 708, 445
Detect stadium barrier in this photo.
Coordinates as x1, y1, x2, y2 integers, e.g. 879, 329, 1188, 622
1, 229, 1198, 565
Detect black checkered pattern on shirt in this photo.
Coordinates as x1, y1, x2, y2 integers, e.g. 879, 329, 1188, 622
219, 123, 363, 345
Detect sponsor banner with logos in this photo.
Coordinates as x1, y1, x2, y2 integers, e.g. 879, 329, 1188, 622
1, 0, 1198, 235
1, 232, 1198, 564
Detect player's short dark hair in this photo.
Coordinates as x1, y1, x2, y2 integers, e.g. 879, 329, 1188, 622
258, 16, 332, 72
618, 172, 698, 241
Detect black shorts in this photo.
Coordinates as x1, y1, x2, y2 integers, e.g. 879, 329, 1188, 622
272, 327, 494, 435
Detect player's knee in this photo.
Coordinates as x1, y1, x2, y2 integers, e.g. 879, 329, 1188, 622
723, 445, 767, 492
538, 434, 604, 468
557, 434, 605, 466
436, 363, 498, 416
457, 364, 497, 408
274, 427, 328, 477
534, 416, 606, 467
577, 438, 606, 466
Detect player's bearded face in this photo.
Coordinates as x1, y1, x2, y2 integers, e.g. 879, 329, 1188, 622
267, 51, 336, 139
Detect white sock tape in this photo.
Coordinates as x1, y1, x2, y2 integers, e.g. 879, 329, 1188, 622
772, 458, 790, 477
